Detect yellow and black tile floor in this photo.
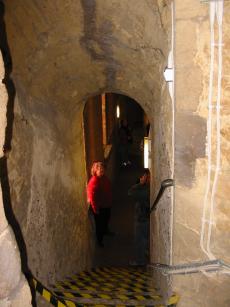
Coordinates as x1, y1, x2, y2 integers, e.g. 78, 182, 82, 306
32, 266, 179, 307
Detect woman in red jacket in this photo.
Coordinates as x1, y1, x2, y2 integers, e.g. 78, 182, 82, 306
87, 161, 112, 247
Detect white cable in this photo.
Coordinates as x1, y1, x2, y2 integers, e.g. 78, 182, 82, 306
200, 1, 216, 258
169, 0, 175, 266
207, 0, 224, 259
200, 0, 225, 261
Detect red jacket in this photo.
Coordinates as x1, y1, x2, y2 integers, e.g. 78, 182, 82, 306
87, 175, 112, 213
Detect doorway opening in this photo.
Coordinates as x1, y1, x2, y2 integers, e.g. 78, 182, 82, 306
83, 92, 151, 266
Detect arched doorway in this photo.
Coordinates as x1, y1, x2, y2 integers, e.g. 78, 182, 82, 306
83, 92, 153, 266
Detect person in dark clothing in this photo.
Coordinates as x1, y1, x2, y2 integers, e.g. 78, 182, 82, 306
118, 119, 132, 167
87, 161, 113, 247
128, 168, 150, 265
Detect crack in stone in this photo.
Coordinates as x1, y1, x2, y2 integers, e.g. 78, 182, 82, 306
80, 0, 120, 88
177, 221, 200, 236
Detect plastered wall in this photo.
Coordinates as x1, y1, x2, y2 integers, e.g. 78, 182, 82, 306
173, 1, 230, 306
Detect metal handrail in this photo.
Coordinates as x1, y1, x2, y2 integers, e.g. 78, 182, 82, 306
150, 179, 174, 212
148, 259, 230, 275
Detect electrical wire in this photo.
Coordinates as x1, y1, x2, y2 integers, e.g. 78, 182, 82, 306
200, 0, 216, 259
207, 0, 224, 259
169, 0, 175, 266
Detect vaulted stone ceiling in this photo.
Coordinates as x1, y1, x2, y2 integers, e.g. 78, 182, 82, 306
4, 0, 170, 112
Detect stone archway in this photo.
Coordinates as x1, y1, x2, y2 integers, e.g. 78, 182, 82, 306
0, 0, 173, 304
81, 89, 174, 292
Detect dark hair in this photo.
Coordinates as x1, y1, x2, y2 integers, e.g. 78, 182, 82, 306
135, 168, 150, 184
142, 168, 150, 176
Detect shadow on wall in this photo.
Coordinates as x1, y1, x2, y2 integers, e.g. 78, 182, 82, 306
0, 2, 36, 306
0, 1, 15, 152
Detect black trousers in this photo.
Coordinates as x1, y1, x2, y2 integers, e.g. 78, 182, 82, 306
94, 208, 111, 244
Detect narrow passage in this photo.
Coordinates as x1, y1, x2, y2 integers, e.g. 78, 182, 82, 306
94, 154, 143, 267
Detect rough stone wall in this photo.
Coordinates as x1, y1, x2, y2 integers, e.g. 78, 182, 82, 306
174, 1, 230, 306
149, 1, 174, 296
7, 91, 94, 284
83, 95, 104, 178
3, 0, 172, 291
0, 51, 31, 306
151, 82, 174, 296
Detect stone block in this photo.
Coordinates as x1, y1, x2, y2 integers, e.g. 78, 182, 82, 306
0, 227, 21, 299
10, 277, 32, 307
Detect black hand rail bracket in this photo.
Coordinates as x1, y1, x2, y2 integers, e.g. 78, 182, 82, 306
150, 179, 174, 213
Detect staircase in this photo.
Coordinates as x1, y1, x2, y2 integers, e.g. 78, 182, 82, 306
33, 266, 179, 306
